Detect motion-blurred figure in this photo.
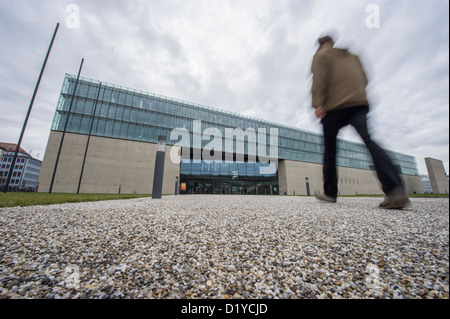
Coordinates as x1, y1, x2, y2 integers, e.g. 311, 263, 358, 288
310, 35, 410, 209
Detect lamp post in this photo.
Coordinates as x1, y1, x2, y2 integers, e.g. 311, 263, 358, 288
174, 176, 179, 196
152, 136, 166, 199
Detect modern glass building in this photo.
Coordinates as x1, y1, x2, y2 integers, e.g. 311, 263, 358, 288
38, 74, 422, 195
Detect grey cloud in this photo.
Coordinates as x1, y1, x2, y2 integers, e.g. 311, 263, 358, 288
0, 0, 448, 174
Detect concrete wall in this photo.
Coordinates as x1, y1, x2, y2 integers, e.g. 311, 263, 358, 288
402, 174, 424, 195
38, 131, 180, 194
278, 160, 324, 196
425, 157, 449, 194
38, 131, 423, 196
278, 159, 423, 196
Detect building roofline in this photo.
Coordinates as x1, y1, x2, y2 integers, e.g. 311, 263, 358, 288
65, 73, 324, 138
63, 73, 417, 160
0, 143, 31, 157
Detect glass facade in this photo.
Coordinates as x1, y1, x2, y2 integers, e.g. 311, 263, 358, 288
179, 159, 279, 194
51, 74, 419, 193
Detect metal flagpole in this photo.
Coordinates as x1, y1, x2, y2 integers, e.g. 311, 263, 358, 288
48, 58, 84, 193
3, 23, 60, 193
77, 82, 103, 194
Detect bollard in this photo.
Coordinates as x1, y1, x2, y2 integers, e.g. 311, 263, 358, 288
174, 176, 178, 196
305, 177, 310, 196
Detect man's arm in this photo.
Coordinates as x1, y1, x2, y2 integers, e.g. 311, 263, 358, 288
355, 56, 368, 88
311, 53, 328, 109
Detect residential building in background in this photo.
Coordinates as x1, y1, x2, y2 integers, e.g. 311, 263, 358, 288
0, 143, 42, 191
420, 174, 433, 194
38, 74, 423, 195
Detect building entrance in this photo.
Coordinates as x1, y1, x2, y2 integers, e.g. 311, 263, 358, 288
179, 157, 279, 195
181, 177, 279, 195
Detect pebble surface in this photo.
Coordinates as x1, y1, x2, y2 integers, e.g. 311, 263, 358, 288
0, 195, 448, 299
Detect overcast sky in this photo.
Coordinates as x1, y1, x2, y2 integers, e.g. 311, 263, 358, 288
0, 0, 448, 176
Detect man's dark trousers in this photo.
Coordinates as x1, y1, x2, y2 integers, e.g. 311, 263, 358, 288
320, 105, 405, 198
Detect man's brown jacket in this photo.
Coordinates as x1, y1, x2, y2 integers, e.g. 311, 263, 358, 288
311, 43, 369, 112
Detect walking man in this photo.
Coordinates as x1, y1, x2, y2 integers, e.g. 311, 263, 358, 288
310, 35, 410, 209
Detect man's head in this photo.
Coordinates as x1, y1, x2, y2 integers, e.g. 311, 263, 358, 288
317, 35, 334, 47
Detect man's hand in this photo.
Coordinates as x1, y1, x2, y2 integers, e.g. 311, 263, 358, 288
315, 105, 327, 119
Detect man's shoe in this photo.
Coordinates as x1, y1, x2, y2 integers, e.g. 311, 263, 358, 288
315, 192, 337, 203
379, 194, 411, 209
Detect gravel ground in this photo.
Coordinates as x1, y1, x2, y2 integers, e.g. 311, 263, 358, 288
0, 195, 448, 299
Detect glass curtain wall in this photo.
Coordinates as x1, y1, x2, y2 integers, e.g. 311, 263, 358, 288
51, 74, 420, 178
179, 159, 278, 195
